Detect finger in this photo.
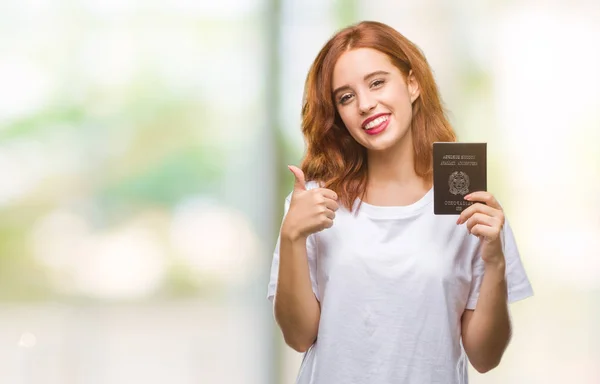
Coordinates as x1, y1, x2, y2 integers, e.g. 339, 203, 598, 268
324, 198, 339, 212
464, 191, 501, 210
466, 212, 496, 234
323, 208, 335, 220
457, 202, 503, 225
470, 223, 498, 239
288, 165, 306, 192
322, 218, 334, 229
315, 188, 338, 201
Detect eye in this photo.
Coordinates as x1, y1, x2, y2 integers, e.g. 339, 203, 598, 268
371, 79, 385, 88
339, 93, 353, 105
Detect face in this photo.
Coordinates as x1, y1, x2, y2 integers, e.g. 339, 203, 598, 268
331, 48, 420, 153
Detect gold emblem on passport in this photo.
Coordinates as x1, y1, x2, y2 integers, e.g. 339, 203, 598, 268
448, 171, 470, 195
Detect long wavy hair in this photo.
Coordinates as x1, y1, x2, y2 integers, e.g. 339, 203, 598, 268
300, 21, 456, 210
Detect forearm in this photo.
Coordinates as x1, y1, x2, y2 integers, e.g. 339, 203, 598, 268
463, 261, 511, 372
274, 233, 321, 352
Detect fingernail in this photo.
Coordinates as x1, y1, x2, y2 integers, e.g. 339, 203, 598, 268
456, 217, 461, 225
464, 194, 471, 200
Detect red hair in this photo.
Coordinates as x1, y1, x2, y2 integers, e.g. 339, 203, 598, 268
300, 21, 456, 210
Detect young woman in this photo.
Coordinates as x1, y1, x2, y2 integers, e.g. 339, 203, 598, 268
267, 21, 533, 383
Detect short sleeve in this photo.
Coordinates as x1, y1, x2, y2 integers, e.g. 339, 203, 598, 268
465, 217, 534, 310
266, 190, 320, 305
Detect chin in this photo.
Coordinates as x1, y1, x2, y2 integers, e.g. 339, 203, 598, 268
363, 131, 408, 152
365, 142, 397, 153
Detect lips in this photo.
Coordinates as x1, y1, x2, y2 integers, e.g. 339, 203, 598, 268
362, 113, 391, 130
363, 117, 389, 135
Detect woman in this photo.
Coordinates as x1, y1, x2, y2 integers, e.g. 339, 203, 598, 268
267, 21, 533, 383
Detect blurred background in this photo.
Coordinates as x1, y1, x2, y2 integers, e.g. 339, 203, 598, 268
0, 0, 598, 383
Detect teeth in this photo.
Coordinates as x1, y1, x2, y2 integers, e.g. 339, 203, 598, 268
364, 115, 389, 130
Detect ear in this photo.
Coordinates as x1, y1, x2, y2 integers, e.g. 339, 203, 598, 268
407, 70, 420, 103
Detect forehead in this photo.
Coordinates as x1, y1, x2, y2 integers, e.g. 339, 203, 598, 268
332, 48, 395, 86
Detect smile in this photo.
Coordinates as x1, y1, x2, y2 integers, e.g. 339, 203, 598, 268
363, 115, 389, 130
361, 113, 391, 136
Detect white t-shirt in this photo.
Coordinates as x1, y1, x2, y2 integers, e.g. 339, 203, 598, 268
267, 181, 533, 384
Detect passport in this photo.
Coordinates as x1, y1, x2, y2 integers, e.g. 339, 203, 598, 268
433, 142, 487, 215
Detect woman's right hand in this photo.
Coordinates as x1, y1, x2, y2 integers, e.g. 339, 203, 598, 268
282, 165, 339, 241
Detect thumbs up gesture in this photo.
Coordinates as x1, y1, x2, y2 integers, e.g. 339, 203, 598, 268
282, 165, 340, 241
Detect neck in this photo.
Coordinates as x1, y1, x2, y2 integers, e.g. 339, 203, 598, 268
366, 131, 425, 188
362, 130, 432, 206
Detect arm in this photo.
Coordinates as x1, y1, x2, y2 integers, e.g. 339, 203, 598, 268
457, 191, 513, 373
461, 260, 511, 373
274, 232, 321, 353
272, 166, 337, 353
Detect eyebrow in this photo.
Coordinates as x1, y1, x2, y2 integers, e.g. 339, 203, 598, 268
332, 70, 390, 97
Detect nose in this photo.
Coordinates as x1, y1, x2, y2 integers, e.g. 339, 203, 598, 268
358, 93, 377, 115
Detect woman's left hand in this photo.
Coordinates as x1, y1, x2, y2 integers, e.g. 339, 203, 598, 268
456, 191, 505, 266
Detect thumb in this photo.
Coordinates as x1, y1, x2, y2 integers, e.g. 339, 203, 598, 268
288, 165, 306, 192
